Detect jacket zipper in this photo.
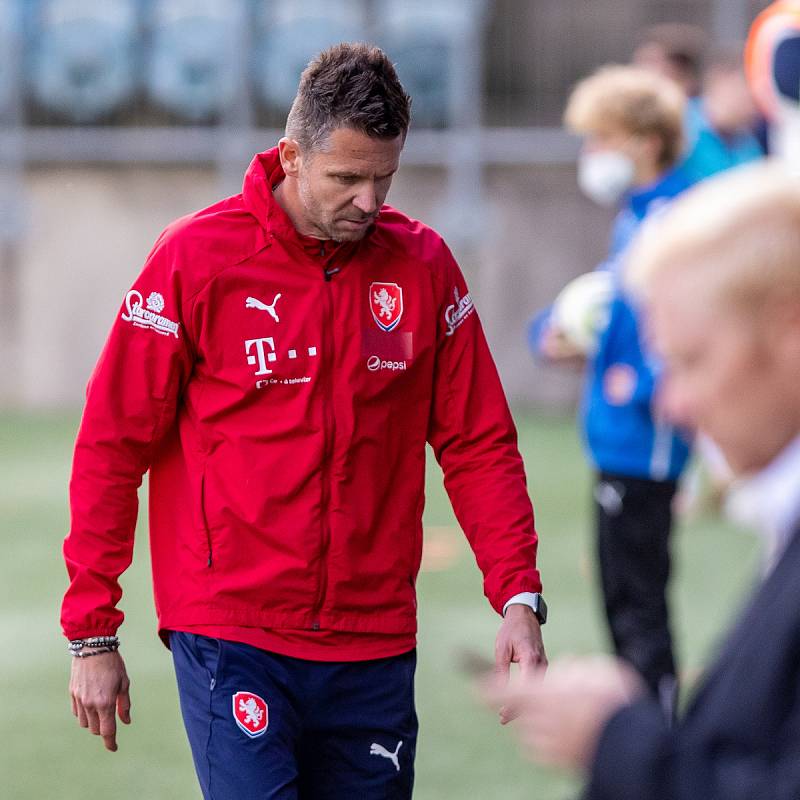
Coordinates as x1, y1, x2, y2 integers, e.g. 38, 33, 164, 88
312, 241, 335, 629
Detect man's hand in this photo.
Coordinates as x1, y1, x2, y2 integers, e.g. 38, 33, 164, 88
69, 650, 131, 752
494, 603, 547, 723
485, 655, 645, 771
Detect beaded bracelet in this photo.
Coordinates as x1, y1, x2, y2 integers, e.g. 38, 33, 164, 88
68, 635, 120, 653
71, 645, 118, 659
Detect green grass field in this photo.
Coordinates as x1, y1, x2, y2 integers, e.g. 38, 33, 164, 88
1, 411, 760, 799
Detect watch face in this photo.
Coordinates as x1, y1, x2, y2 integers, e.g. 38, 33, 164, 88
534, 595, 548, 625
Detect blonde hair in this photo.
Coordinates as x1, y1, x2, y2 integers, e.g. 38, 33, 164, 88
564, 65, 685, 168
626, 161, 800, 313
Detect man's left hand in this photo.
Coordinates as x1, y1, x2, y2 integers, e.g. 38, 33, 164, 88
494, 603, 547, 723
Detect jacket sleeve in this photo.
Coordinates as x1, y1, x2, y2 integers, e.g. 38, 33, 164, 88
61, 232, 194, 640
588, 699, 800, 800
427, 243, 541, 614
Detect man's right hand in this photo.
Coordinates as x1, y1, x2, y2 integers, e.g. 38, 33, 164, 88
69, 650, 131, 752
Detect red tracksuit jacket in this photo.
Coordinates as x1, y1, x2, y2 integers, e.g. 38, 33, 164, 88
62, 148, 541, 650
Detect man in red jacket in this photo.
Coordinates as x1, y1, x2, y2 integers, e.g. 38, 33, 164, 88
63, 42, 546, 798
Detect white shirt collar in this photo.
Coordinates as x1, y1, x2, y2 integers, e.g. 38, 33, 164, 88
726, 434, 800, 569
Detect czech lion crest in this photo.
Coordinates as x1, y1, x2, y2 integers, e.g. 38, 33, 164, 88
370, 282, 404, 332
232, 691, 269, 738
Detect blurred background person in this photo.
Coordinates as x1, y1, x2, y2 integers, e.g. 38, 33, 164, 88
634, 23, 765, 180
632, 22, 707, 98
678, 0, 800, 533
633, 22, 765, 521
528, 65, 693, 715
490, 161, 800, 800
681, 45, 765, 179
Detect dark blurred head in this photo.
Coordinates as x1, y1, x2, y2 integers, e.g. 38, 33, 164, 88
633, 23, 708, 97
285, 42, 411, 153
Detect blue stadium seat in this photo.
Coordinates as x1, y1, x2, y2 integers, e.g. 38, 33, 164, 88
0, 0, 21, 119
28, 0, 138, 122
145, 0, 245, 122
253, 0, 366, 113
376, 0, 485, 127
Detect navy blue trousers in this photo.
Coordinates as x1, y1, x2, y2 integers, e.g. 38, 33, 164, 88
170, 632, 418, 800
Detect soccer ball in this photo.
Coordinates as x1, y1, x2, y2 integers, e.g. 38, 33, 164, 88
551, 270, 614, 356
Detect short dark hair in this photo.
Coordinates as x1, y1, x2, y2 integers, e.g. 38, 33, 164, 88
286, 42, 411, 152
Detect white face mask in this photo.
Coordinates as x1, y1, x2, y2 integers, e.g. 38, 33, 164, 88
577, 150, 636, 207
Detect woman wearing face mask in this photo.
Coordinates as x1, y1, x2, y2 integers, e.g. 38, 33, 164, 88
528, 65, 694, 718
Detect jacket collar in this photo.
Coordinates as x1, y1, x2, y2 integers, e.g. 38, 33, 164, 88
625, 165, 694, 220
241, 147, 362, 263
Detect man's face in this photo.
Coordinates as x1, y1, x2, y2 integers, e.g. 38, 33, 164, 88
648, 269, 800, 475
290, 127, 403, 242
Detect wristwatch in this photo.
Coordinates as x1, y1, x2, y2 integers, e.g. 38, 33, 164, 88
529, 593, 548, 625
504, 592, 548, 625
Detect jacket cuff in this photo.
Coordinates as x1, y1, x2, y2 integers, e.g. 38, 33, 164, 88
502, 592, 540, 617
489, 574, 542, 616
585, 700, 672, 800
62, 623, 120, 641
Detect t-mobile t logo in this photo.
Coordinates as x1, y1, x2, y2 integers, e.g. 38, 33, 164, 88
245, 337, 276, 375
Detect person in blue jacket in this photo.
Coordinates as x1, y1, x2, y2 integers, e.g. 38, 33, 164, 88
681, 47, 765, 181
631, 26, 766, 177
530, 65, 693, 713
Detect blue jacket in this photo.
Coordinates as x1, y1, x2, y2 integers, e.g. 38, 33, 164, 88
680, 97, 764, 182
529, 166, 693, 480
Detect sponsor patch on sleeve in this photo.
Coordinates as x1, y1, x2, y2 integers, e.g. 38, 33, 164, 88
444, 286, 475, 336
121, 290, 180, 338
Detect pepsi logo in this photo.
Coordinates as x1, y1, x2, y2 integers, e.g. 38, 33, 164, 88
367, 356, 407, 372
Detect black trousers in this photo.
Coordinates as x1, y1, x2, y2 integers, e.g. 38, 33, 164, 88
594, 471, 678, 699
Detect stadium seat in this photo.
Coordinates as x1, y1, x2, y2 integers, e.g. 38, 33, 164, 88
375, 0, 486, 127
0, 0, 21, 119
253, 0, 366, 113
28, 0, 138, 122
145, 0, 245, 122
